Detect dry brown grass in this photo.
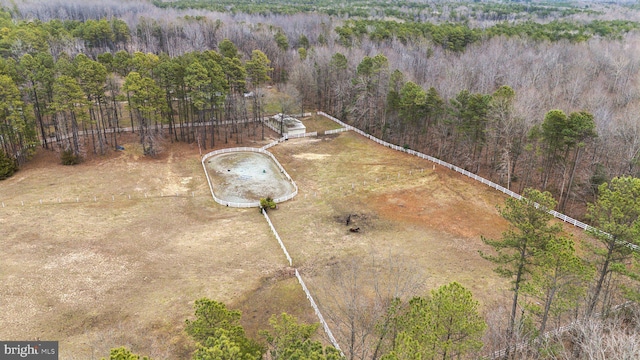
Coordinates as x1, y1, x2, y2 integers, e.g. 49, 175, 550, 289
0, 137, 305, 359
300, 115, 344, 134
1, 121, 581, 359
267, 132, 512, 307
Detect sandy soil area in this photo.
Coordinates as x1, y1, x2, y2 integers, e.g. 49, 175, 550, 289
205, 152, 295, 203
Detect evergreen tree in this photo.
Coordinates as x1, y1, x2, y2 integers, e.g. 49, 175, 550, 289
123, 71, 167, 155
585, 176, 640, 316
18, 52, 54, 150
102, 347, 152, 360
480, 189, 561, 347
0, 74, 37, 164
383, 282, 485, 360
185, 298, 263, 358
398, 81, 426, 145
522, 236, 592, 336
75, 54, 108, 154
193, 329, 261, 360
52, 75, 88, 159
260, 313, 340, 360
0, 149, 17, 180
246, 49, 272, 139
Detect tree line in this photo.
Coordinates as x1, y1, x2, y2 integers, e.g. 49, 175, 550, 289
335, 19, 640, 51
0, 9, 275, 169
102, 285, 486, 360
307, 52, 603, 215
151, 0, 600, 23
1, 0, 639, 217
475, 177, 640, 358
1, 1, 639, 358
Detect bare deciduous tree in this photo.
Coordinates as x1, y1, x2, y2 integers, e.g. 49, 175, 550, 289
313, 255, 426, 360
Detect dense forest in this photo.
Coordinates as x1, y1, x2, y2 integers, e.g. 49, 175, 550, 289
3, 0, 640, 217
1, 0, 640, 358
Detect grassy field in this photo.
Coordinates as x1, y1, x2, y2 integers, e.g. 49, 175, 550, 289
268, 130, 511, 304
0, 116, 574, 359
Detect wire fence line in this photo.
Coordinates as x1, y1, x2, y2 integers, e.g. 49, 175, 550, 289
315, 112, 639, 251
43, 117, 267, 145
0, 192, 203, 208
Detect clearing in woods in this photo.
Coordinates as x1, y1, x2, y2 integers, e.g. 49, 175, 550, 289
0, 115, 572, 358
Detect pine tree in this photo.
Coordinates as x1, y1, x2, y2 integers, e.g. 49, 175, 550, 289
102, 347, 151, 360
383, 282, 485, 360
260, 313, 340, 360
184, 298, 263, 358
585, 176, 640, 316
480, 188, 561, 346
0, 150, 17, 180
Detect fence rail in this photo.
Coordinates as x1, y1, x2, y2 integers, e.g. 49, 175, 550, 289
201, 147, 298, 208
295, 268, 343, 355
324, 128, 349, 135
262, 209, 292, 266
262, 118, 283, 135
317, 111, 640, 358
288, 131, 318, 139
316, 111, 640, 251
262, 210, 344, 355
260, 113, 314, 136
199, 124, 344, 351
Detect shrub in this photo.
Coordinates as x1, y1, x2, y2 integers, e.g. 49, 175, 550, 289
260, 197, 277, 211
0, 150, 17, 180
61, 149, 82, 165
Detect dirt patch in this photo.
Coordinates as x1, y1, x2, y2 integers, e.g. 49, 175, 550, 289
267, 132, 513, 307
205, 151, 296, 203
293, 153, 331, 160
1, 129, 553, 359
0, 141, 306, 359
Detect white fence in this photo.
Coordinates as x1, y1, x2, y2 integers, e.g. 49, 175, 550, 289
295, 268, 344, 355
317, 111, 640, 358
201, 147, 298, 208
260, 139, 282, 151
260, 132, 318, 151
324, 128, 349, 135
262, 209, 293, 266
261, 113, 314, 135
288, 131, 318, 139
200, 127, 344, 352
262, 118, 283, 135
262, 209, 344, 355
316, 111, 640, 252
